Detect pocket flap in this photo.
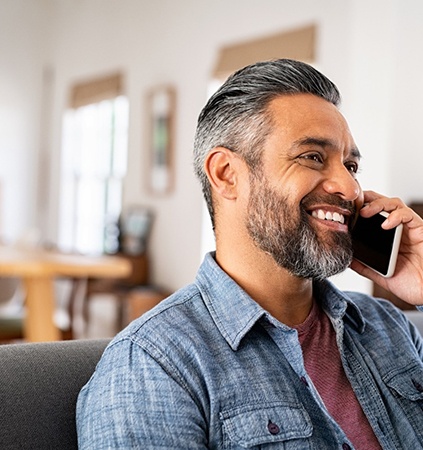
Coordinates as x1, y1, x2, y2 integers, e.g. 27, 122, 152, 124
220, 402, 312, 447
384, 364, 423, 401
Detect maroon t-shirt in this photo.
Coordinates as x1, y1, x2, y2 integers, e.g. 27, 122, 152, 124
295, 301, 382, 449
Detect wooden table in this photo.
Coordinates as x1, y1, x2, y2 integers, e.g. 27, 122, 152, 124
0, 246, 131, 342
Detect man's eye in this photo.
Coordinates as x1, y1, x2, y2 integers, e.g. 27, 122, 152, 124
345, 161, 359, 174
301, 153, 323, 164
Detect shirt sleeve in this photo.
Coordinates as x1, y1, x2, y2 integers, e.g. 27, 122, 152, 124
76, 338, 209, 449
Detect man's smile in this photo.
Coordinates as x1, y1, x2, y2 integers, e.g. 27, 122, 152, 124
311, 209, 346, 224
305, 205, 354, 233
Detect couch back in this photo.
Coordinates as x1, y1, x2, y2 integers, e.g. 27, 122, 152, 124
0, 338, 110, 449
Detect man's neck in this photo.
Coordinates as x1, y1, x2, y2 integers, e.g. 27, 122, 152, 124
215, 243, 314, 327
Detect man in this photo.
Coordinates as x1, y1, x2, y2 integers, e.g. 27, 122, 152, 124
77, 59, 423, 449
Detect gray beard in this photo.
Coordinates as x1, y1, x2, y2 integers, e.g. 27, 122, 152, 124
246, 176, 354, 281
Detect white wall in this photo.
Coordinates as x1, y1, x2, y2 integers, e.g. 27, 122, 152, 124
0, 0, 52, 242
2, 0, 423, 293
389, 1, 423, 202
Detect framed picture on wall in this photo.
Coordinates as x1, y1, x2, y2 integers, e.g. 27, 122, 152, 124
146, 85, 176, 195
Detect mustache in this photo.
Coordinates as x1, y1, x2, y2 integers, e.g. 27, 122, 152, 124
300, 193, 357, 216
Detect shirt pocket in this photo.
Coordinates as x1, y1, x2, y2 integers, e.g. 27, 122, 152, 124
220, 401, 313, 449
383, 363, 423, 433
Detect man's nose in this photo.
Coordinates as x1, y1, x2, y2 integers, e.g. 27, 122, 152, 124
322, 164, 361, 201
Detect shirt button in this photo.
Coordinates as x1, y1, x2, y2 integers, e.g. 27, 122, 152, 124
300, 376, 309, 387
267, 420, 280, 435
342, 443, 351, 450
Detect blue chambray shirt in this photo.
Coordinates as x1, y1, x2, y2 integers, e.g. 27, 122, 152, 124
77, 252, 423, 449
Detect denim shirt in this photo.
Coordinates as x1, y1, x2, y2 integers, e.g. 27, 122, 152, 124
77, 252, 423, 449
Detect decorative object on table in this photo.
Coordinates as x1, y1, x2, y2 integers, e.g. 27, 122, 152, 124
146, 85, 176, 195
119, 206, 153, 256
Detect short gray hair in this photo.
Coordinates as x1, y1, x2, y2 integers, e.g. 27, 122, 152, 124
193, 59, 341, 227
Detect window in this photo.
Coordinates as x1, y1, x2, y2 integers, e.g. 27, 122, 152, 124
58, 74, 128, 255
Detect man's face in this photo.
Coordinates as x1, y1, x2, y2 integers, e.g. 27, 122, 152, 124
245, 93, 363, 280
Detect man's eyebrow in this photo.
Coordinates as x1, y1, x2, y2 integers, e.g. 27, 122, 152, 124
350, 147, 362, 159
293, 136, 362, 159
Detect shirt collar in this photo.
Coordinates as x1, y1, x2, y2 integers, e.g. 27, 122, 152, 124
195, 252, 366, 350
314, 279, 366, 333
195, 253, 266, 350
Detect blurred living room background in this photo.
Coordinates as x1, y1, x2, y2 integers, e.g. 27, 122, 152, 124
1, 0, 423, 341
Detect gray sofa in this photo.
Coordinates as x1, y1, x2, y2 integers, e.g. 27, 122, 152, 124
0, 338, 110, 449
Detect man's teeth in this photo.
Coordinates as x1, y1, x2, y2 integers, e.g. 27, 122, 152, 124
311, 209, 345, 224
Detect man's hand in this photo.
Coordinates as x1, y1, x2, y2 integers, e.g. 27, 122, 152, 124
350, 190, 423, 306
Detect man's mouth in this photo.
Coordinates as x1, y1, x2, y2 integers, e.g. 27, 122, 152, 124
311, 209, 346, 224
301, 194, 357, 231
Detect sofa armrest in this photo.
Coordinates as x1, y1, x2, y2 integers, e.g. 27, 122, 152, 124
0, 338, 110, 450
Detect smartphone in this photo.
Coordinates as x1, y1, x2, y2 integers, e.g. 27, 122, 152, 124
351, 211, 403, 278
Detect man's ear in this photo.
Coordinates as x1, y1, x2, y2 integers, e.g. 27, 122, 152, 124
204, 147, 242, 200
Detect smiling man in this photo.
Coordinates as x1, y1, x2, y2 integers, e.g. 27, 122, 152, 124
77, 59, 423, 449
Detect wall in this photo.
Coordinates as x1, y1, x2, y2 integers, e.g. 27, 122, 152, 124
2, 0, 423, 294
0, 0, 52, 242
389, 0, 423, 202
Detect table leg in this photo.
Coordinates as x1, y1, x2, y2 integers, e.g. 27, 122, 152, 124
23, 277, 61, 342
